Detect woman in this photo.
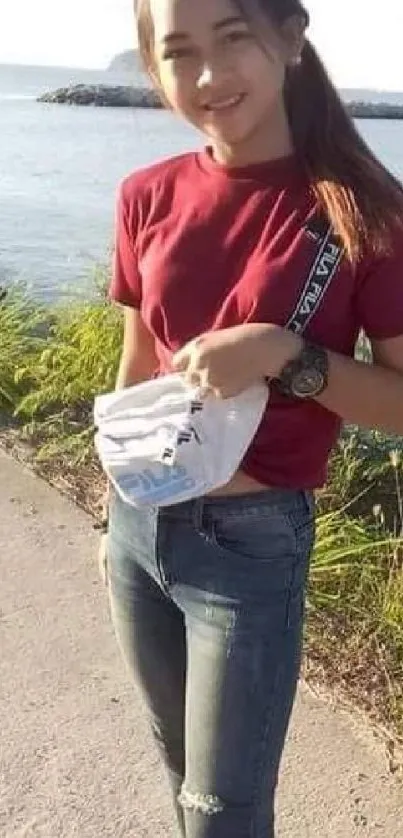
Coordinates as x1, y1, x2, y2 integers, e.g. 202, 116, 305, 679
101, 1, 403, 835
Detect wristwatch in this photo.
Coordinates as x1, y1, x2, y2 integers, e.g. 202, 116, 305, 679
274, 341, 329, 399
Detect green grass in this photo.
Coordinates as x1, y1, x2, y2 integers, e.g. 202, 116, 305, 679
1, 280, 402, 741
0, 279, 122, 462
306, 504, 403, 737
309, 439, 403, 738
0, 285, 49, 412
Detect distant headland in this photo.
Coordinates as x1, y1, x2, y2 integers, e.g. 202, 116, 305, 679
107, 49, 143, 74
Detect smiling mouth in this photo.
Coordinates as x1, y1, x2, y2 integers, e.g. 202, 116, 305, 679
203, 94, 245, 112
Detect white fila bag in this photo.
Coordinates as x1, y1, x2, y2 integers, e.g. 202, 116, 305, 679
94, 374, 269, 507
94, 214, 343, 508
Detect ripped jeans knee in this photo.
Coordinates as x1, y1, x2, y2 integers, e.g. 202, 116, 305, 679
178, 786, 225, 817
177, 784, 272, 838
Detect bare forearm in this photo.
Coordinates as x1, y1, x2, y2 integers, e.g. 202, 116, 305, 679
115, 305, 158, 390
258, 323, 403, 435
115, 351, 155, 390
316, 350, 403, 435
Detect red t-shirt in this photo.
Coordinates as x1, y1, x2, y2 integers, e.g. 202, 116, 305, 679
109, 150, 403, 489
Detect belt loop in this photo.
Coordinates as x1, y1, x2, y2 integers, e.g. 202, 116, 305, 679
303, 490, 316, 518
192, 496, 205, 533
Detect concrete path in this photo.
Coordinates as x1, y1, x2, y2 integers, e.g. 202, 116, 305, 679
0, 448, 401, 837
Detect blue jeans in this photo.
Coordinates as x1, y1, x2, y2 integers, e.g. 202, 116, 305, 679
107, 488, 315, 838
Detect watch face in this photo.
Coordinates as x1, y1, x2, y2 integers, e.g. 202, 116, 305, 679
292, 369, 325, 398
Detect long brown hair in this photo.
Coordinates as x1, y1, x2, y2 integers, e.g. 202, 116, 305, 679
136, 0, 403, 262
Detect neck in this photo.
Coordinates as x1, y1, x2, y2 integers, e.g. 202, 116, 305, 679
210, 98, 294, 168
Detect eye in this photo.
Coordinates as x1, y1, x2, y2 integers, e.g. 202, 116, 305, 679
163, 47, 194, 61
222, 30, 252, 45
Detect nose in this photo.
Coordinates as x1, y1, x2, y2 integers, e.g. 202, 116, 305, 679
196, 54, 233, 92
196, 63, 214, 91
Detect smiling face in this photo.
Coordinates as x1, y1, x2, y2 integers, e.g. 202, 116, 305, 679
144, 0, 305, 164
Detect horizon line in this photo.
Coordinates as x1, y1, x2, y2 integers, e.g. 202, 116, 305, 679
0, 60, 402, 94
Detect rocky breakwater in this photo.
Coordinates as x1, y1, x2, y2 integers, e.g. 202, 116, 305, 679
349, 101, 403, 119
37, 85, 403, 119
37, 84, 163, 109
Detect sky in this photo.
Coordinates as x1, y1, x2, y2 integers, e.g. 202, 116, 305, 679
0, 0, 402, 91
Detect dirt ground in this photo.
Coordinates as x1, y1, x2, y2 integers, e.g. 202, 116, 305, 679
0, 449, 402, 837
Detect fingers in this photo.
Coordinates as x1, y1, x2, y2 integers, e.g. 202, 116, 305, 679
184, 366, 210, 393
172, 336, 201, 371
172, 353, 216, 396
171, 345, 190, 372
172, 342, 202, 387
172, 337, 221, 397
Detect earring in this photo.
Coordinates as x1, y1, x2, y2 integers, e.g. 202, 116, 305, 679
290, 54, 302, 67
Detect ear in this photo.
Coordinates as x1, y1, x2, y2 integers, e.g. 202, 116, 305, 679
281, 14, 307, 66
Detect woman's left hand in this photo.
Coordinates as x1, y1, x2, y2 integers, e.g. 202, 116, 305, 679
172, 323, 302, 398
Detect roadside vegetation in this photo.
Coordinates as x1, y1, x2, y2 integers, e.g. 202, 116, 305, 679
1, 279, 402, 753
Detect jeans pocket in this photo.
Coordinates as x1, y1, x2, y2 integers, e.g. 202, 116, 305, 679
207, 509, 297, 563
200, 509, 310, 629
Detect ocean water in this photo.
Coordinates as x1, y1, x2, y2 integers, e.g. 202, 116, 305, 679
1, 63, 403, 303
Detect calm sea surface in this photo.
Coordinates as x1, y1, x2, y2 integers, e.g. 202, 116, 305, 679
1, 63, 403, 302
